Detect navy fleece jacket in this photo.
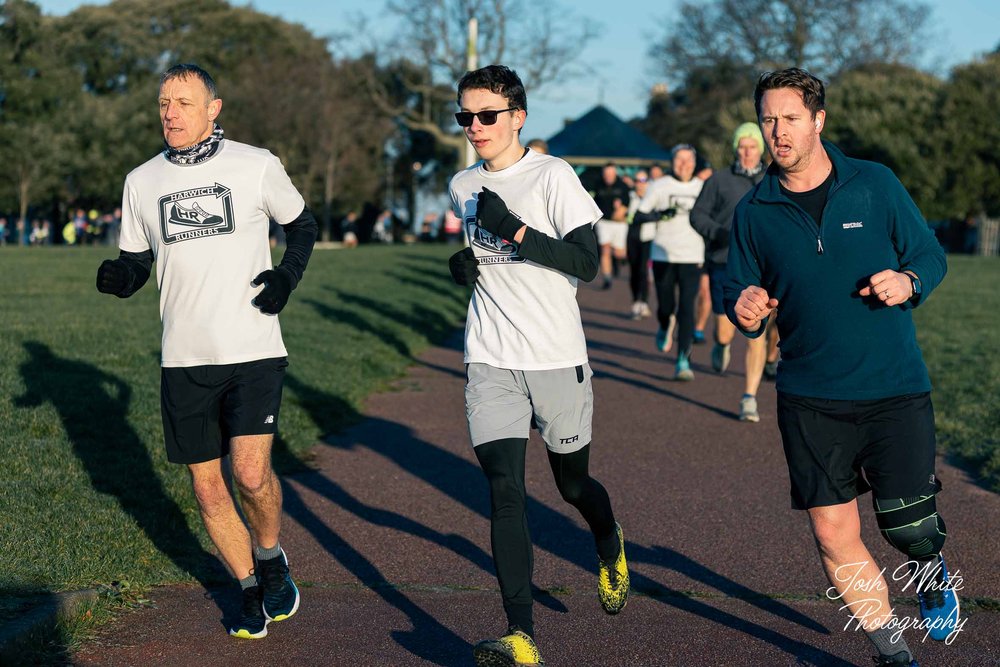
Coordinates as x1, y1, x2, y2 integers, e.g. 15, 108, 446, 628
724, 141, 946, 400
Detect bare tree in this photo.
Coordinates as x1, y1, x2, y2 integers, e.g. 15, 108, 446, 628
362, 0, 598, 158
650, 0, 931, 86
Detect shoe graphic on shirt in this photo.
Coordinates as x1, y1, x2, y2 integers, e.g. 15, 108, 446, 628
169, 200, 223, 227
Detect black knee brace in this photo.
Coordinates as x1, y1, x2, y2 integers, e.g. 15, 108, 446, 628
873, 494, 947, 560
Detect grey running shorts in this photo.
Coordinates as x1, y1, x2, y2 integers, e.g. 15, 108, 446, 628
465, 362, 594, 453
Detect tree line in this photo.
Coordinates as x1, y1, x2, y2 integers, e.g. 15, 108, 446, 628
640, 0, 1000, 223
1, 0, 997, 238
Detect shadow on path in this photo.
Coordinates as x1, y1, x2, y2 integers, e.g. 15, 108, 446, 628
278, 461, 473, 665
276, 380, 475, 664
284, 371, 844, 661
591, 364, 738, 420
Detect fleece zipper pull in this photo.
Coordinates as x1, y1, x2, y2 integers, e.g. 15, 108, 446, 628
817, 236, 824, 255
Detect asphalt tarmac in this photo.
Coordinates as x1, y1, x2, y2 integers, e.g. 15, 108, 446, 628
72, 278, 1000, 666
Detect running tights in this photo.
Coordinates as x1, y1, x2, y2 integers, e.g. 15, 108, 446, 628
652, 261, 702, 355
475, 439, 616, 634
626, 231, 651, 303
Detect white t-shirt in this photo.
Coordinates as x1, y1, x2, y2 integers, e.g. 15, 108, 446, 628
449, 150, 601, 371
119, 140, 305, 367
638, 176, 705, 263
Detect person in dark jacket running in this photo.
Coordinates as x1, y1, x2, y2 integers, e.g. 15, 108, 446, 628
726, 68, 958, 667
690, 122, 768, 421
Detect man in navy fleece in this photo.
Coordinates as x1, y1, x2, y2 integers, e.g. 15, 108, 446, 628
726, 68, 956, 667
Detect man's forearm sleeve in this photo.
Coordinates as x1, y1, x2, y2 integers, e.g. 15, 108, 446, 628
278, 206, 319, 288
117, 249, 154, 297
516, 223, 599, 281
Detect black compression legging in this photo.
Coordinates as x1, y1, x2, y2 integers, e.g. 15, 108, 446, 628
652, 260, 702, 355
626, 229, 651, 302
475, 439, 616, 632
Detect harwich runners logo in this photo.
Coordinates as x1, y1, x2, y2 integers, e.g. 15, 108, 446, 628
466, 217, 526, 263
827, 560, 966, 643
159, 183, 235, 244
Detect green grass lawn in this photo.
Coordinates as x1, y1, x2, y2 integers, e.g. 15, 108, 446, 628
914, 255, 1000, 490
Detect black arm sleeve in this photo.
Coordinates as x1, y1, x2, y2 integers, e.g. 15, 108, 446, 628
516, 222, 599, 281
277, 206, 318, 288
117, 249, 154, 298
631, 210, 661, 225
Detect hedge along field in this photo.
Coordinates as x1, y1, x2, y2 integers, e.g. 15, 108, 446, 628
0, 244, 469, 600
0, 247, 996, 602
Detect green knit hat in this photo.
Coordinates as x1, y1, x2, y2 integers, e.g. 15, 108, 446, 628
732, 122, 764, 154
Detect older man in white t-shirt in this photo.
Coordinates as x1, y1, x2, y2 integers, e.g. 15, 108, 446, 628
96, 64, 317, 640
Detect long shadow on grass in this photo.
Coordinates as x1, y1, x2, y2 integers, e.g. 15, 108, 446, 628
0, 590, 71, 664
382, 267, 467, 303
324, 287, 463, 346
15, 342, 226, 595
283, 373, 843, 661
304, 290, 466, 381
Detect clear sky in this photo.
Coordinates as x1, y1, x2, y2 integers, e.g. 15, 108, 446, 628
36, 0, 1000, 140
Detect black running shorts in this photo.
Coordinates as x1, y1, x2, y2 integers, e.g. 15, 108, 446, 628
776, 391, 939, 510
160, 357, 287, 464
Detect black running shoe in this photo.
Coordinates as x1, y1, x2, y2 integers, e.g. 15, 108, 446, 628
228, 585, 267, 639
257, 548, 300, 622
873, 650, 917, 666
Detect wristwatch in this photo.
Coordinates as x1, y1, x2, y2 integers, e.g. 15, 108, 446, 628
908, 273, 922, 299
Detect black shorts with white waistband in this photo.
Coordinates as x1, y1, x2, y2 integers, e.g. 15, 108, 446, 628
776, 391, 939, 510
160, 356, 287, 464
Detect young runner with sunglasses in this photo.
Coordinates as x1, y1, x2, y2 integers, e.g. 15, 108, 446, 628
447, 64, 629, 667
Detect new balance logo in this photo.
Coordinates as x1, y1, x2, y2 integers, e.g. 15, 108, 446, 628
264, 415, 274, 424
559, 435, 579, 445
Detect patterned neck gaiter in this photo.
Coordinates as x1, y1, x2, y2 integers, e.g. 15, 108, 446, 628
733, 159, 764, 178
164, 124, 224, 166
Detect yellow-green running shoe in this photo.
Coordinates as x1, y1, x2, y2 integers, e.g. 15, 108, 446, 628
473, 627, 544, 666
598, 522, 629, 614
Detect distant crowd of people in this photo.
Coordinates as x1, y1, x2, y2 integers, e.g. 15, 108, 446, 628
577, 126, 780, 422
0, 208, 122, 247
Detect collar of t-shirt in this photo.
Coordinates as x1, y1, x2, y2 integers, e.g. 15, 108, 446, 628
483, 147, 531, 172
779, 166, 835, 227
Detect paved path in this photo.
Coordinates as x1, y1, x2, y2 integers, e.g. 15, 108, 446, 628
73, 279, 1000, 666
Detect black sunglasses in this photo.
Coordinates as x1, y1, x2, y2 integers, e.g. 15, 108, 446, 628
455, 107, 518, 127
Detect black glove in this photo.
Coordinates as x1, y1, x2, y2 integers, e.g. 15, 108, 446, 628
660, 207, 678, 220
477, 187, 525, 242
96, 259, 129, 295
251, 266, 294, 314
449, 247, 480, 286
